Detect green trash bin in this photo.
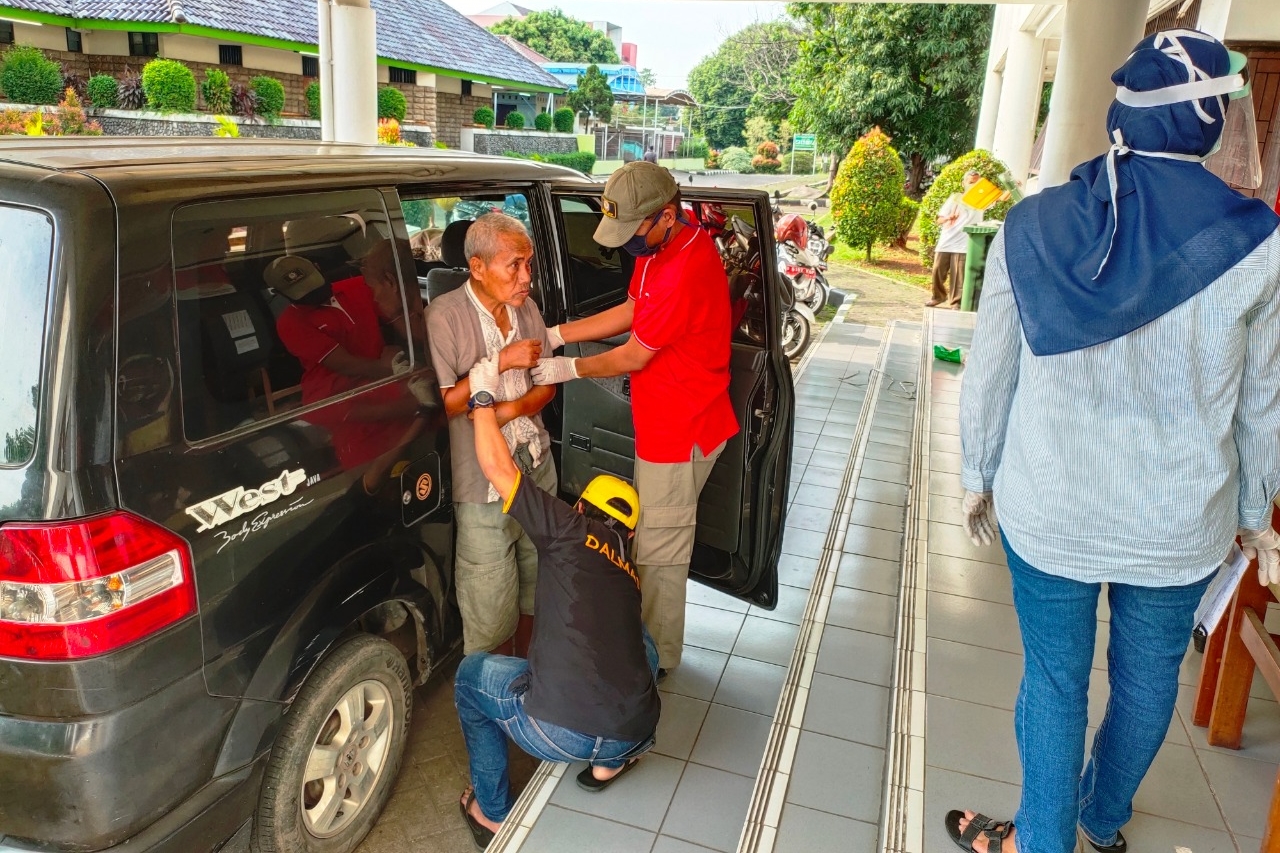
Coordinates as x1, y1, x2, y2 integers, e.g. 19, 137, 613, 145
960, 224, 1001, 312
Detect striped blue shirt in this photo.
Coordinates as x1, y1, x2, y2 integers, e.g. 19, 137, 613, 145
960, 227, 1280, 586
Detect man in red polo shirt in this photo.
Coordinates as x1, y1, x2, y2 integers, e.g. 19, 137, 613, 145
531, 162, 738, 673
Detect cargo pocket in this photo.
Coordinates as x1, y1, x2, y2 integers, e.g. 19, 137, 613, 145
634, 503, 698, 566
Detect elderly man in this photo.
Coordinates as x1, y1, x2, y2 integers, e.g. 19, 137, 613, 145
531, 162, 738, 675
426, 212, 556, 658
949, 30, 1280, 853
929, 170, 983, 308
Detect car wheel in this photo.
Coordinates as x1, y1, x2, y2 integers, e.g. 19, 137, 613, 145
253, 634, 412, 853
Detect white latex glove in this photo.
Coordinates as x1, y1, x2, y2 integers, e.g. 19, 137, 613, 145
546, 324, 565, 350
530, 356, 579, 386
962, 490, 998, 547
468, 355, 500, 398
1239, 526, 1280, 586
406, 375, 437, 408
390, 351, 411, 375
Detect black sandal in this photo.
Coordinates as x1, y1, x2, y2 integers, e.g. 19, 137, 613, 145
458, 787, 495, 851
1086, 830, 1127, 852
575, 758, 640, 792
945, 810, 1013, 852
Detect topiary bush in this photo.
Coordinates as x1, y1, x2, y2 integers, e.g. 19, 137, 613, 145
141, 59, 196, 112
503, 150, 596, 175
473, 106, 494, 129
0, 45, 65, 106
201, 68, 231, 114
250, 76, 285, 119
377, 85, 406, 121
504, 111, 525, 129
117, 71, 145, 110
533, 111, 552, 132
831, 127, 906, 261
720, 146, 753, 173
552, 106, 574, 133
918, 149, 1015, 267
86, 74, 118, 109
304, 80, 320, 120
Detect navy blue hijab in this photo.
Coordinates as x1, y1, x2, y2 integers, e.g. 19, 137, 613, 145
1004, 30, 1279, 357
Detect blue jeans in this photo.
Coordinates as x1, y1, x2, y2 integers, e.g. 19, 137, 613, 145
1003, 535, 1213, 853
453, 630, 660, 823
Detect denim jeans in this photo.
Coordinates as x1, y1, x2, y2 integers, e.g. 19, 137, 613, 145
1003, 534, 1213, 853
454, 629, 660, 823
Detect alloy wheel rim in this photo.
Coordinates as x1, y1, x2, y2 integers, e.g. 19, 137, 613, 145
300, 679, 394, 838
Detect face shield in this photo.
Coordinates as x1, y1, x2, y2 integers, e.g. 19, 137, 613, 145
1203, 51, 1262, 190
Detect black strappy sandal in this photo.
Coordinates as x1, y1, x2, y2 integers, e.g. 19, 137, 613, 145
945, 810, 1014, 852
458, 787, 495, 851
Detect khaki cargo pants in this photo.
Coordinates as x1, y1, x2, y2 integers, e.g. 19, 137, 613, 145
634, 442, 724, 669
454, 452, 557, 654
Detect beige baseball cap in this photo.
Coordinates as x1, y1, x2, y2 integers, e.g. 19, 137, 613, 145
264, 255, 327, 301
593, 161, 679, 248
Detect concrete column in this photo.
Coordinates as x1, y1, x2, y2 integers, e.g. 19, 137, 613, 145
991, 24, 1046, 188
1197, 0, 1233, 39
975, 69, 1004, 152
1038, 0, 1148, 188
322, 0, 377, 145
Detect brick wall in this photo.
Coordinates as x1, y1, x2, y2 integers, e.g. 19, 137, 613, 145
434, 93, 491, 148
40, 49, 434, 124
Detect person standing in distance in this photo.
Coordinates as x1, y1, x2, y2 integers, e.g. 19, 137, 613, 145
530, 162, 739, 676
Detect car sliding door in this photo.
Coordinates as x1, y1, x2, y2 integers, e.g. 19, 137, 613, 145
547, 186, 792, 608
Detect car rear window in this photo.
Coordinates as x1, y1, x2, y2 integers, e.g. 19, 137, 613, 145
0, 205, 53, 466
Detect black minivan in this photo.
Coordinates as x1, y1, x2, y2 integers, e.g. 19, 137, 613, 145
0, 139, 794, 853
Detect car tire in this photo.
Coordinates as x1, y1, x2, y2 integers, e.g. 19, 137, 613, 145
252, 634, 412, 853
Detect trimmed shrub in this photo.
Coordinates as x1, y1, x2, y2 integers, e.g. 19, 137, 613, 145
533, 111, 553, 132
378, 117, 415, 145
781, 151, 814, 173
504, 111, 525, 129
895, 197, 920, 248
117, 71, 145, 110
201, 68, 232, 114
434, 139, 448, 149
141, 59, 196, 112
830, 127, 905, 261
720, 146, 752, 173
473, 106, 494, 128
304, 80, 320, 120
377, 85, 406, 121
503, 150, 596, 175
752, 140, 781, 173
918, 149, 1015, 267
86, 74, 118, 109
250, 76, 285, 119
231, 82, 258, 120
213, 115, 239, 137
677, 137, 709, 159
706, 149, 721, 169
552, 106, 574, 133
0, 45, 65, 105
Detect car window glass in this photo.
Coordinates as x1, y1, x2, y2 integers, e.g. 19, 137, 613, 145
556, 194, 634, 314
400, 190, 535, 305
0, 205, 53, 465
172, 190, 422, 442
685, 202, 769, 347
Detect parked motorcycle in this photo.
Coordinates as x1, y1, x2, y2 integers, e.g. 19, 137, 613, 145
775, 212, 831, 314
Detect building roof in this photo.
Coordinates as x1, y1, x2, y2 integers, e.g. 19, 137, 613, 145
495, 34, 552, 66
541, 62, 646, 100
478, 2, 534, 16
0, 0, 564, 91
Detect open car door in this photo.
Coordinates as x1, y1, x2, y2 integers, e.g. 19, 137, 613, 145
543, 184, 794, 608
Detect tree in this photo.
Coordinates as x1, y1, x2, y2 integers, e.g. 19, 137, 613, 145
567, 64, 614, 132
917, 149, 1013, 266
639, 68, 657, 87
830, 127, 905, 261
489, 10, 619, 64
788, 3, 993, 197
744, 116, 775, 151
687, 21, 801, 150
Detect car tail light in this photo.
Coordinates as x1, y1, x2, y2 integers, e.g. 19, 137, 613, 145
0, 512, 196, 660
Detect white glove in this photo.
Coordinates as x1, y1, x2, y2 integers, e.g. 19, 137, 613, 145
962, 490, 998, 547
406, 375, 437, 408
468, 355, 500, 398
546, 324, 565, 350
531, 356, 579, 385
1239, 526, 1280, 586
390, 351, 411, 375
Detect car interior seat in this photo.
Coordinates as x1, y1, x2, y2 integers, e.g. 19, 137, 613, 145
423, 219, 472, 303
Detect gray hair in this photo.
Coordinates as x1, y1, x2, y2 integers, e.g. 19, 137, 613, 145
465, 212, 531, 264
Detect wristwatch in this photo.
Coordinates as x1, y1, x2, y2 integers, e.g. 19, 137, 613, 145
468, 390, 496, 411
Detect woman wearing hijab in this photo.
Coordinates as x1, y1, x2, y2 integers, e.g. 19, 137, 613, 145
949, 30, 1280, 853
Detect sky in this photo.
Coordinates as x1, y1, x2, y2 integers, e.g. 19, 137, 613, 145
442, 1, 790, 88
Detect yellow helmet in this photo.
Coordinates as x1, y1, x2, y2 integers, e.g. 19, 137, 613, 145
580, 475, 640, 530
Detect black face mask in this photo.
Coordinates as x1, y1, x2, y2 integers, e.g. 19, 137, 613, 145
295, 282, 334, 306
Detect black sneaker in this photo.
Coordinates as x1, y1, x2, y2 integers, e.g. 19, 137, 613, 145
656, 668, 669, 683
